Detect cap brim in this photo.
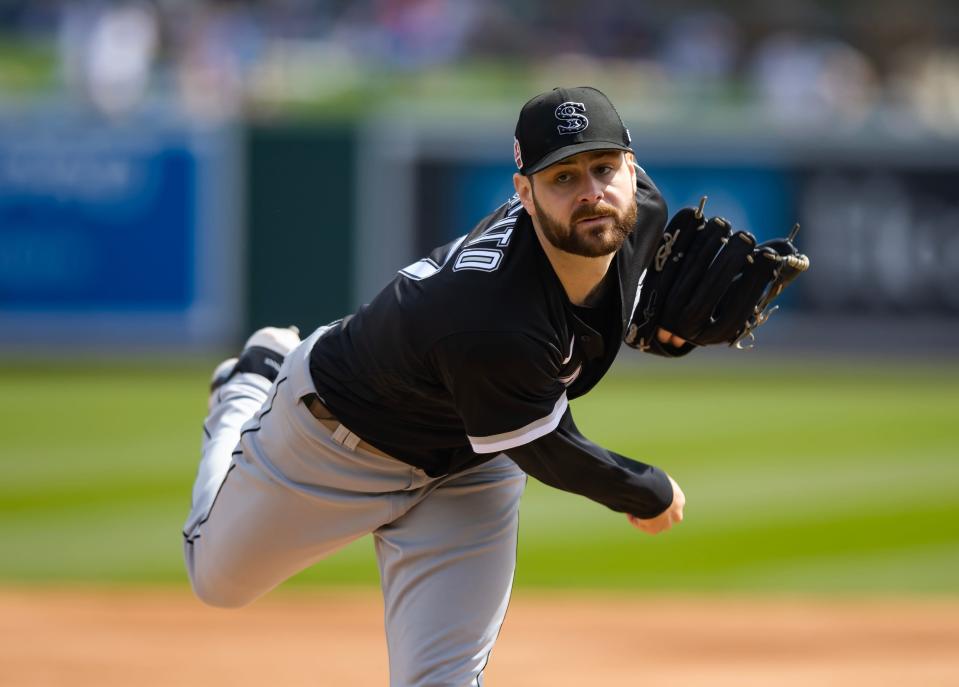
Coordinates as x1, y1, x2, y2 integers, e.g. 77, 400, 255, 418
523, 141, 633, 176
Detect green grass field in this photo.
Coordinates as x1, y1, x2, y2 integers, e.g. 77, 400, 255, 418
1, 357, 957, 594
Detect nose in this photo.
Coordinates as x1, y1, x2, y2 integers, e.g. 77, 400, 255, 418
577, 175, 605, 204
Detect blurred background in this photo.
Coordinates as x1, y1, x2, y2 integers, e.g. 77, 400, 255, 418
1, 0, 957, 602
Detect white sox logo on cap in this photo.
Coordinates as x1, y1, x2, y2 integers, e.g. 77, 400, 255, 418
555, 101, 589, 135
514, 87, 630, 175
513, 137, 523, 170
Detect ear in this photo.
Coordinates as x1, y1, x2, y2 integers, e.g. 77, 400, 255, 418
625, 151, 637, 187
513, 173, 536, 216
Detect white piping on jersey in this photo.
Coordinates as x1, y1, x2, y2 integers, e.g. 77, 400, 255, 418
561, 335, 575, 364
558, 363, 582, 387
467, 393, 568, 454
626, 268, 647, 328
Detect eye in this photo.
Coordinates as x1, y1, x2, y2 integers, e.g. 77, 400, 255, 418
553, 172, 573, 184
594, 164, 614, 176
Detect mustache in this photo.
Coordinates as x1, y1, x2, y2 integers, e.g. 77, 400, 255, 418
570, 203, 619, 223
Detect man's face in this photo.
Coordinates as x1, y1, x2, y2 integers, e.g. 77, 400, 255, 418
520, 150, 638, 258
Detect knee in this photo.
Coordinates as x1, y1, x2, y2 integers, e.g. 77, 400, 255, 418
189, 572, 257, 609
184, 541, 259, 609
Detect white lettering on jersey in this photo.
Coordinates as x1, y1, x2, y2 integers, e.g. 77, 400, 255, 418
466, 217, 514, 247
453, 248, 502, 272
471, 213, 519, 244
401, 197, 523, 280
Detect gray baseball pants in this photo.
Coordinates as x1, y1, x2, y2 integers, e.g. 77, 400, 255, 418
183, 326, 527, 686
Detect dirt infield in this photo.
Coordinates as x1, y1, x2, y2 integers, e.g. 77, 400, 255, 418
2, 588, 957, 686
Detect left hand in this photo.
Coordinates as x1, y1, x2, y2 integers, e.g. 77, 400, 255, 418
626, 203, 809, 352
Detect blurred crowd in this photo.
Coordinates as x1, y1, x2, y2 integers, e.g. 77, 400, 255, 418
2, 0, 959, 132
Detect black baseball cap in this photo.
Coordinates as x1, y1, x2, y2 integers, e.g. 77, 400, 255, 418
513, 86, 632, 176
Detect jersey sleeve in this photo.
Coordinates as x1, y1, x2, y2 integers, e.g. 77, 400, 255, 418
434, 331, 567, 454
506, 408, 675, 518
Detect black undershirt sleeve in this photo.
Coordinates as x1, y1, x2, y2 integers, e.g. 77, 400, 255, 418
506, 408, 674, 519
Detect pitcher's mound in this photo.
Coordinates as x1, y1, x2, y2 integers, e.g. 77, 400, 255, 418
2, 588, 957, 686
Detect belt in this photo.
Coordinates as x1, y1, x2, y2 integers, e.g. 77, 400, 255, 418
301, 393, 393, 460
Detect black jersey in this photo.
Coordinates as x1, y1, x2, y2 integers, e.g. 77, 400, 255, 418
310, 169, 675, 517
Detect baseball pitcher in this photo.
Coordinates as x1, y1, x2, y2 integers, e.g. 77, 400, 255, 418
183, 86, 807, 686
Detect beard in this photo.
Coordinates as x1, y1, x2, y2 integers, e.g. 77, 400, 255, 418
532, 190, 638, 258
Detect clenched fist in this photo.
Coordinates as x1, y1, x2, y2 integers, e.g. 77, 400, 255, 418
627, 474, 685, 535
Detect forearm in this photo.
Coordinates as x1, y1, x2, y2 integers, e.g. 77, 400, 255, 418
505, 410, 673, 518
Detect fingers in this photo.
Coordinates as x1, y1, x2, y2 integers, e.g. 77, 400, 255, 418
626, 504, 684, 535
627, 509, 681, 535
628, 475, 686, 535
656, 328, 688, 348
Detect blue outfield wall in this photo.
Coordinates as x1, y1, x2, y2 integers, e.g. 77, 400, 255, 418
0, 110, 244, 350
432, 160, 798, 244
2, 113, 957, 354
411, 152, 959, 315
0, 143, 196, 311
